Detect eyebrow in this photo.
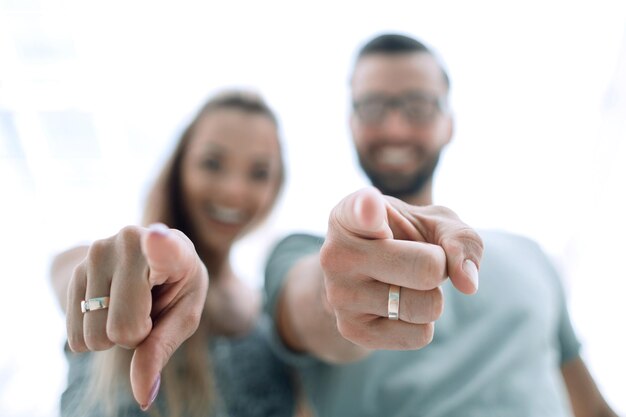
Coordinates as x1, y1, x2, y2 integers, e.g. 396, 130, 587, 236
200, 145, 276, 164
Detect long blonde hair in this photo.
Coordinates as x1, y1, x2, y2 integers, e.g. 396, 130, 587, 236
82, 90, 285, 417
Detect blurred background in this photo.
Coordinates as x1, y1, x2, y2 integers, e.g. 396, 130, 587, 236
0, 0, 624, 415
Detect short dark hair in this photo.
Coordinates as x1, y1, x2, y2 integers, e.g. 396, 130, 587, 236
356, 33, 450, 89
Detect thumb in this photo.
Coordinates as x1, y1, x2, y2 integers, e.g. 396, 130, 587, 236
332, 187, 393, 240
141, 223, 198, 286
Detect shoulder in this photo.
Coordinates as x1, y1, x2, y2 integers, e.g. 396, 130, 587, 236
477, 229, 561, 283
478, 229, 548, 260
265, 233, 324, 274
270, 233, 325, 255
479, 229, 539, 249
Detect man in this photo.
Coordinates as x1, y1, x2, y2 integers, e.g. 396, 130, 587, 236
264, 34, 618, 416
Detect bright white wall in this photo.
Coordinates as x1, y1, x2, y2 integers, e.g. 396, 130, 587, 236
0, 1, 624, 415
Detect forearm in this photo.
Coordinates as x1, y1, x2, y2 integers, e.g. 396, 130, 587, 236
276, 254, 370, 364
50, 246, 89, 313
562, 356, 619, 417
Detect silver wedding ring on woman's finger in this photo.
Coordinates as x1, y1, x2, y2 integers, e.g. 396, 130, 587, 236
81, 296, 110, 313
388, 284, 400, 320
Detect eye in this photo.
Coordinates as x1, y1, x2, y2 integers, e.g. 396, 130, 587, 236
354, 95, 388, 123
201, 156, 221, 172
403, 93, 438, 121
250, 164, 271, 182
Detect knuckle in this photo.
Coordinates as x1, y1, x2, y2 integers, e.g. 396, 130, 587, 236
67, 332, 86, 352
395, 335, 416, 350
429, 287, 444, 320
319, 242, 334, 273
324, 280, 347, 309
118, 225, 141, 240
441, 227, 484, 259
84, 329, 114, 351
71, 262, 85, 279
336, 319, 368, 346
413, 247, 446, 284
107, 318, 150, 348
320, 234, 363, 277
404, 289, 443, 323
414, 288, 444, 322
428, 204, 458, 221
116, 226, 143, 254
320, 239, 347, 276
87, 239, 110, 264
415, 323, 435, 348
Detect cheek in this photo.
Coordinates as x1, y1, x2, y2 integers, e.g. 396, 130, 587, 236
184, 167, 215, 194
352, 129, 374, 151
428, 124, 451, 149
250, 182, 278, 216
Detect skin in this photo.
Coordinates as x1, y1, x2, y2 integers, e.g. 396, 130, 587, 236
51, 108, 283, 409
181, 109, 281, 260
350, 53, 453, 205
277, 51, 473, 361
276, 51, 618, 416
65, 226, 208, 409
181, 109, 282, 335
278, 188, 481, 363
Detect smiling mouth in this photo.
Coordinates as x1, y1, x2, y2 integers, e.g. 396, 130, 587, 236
206, 204, 246, 225
375, 146, 416, 168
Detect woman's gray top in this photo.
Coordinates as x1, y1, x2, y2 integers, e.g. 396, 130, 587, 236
60, 316, 295, 417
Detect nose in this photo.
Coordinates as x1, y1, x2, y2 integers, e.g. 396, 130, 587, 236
380, 109, 413, 143
218, 173, 250, 206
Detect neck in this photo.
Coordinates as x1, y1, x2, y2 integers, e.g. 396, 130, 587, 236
400, 181, 434, 206
197, 245, 232, 279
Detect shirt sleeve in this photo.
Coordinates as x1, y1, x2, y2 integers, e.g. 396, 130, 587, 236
535, 242, 582, 366
263, 233, 325, 367
555, 282, 581, 365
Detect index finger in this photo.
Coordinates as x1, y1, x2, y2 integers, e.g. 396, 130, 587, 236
438, 224, 483, 294
398, 204, 483, 294
356, 238, 448, 290
130, 261, 208, 409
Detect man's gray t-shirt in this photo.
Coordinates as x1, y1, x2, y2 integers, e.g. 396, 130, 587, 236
264, 230, 580, 417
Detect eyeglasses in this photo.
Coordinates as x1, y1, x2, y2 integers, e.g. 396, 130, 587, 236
352, 92, 447, 125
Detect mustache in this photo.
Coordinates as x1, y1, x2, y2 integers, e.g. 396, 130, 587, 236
357, 149, 441, 199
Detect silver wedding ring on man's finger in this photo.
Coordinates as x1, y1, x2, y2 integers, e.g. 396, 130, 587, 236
388, 284, 400, 320
81, 296, 110, 313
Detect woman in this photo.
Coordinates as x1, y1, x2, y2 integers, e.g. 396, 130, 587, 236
51, 90, 294, 417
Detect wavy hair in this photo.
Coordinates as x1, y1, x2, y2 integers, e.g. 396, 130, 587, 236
81, 90, 285, 417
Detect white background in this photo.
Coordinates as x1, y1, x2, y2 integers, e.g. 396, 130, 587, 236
0, 1, 624, 415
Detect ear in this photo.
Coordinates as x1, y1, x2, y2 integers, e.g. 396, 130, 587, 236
443, 112, 454, 145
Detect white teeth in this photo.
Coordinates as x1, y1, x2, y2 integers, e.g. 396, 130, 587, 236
207, 205, 245, 224
377, 146, 414, 166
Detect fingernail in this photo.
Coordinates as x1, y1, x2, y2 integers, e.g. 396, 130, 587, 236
463, 259, 479, 290
148, 223, 170, 236
141, 374, 161, 411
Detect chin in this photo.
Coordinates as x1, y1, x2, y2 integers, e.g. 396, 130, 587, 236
197, 223, 239, 250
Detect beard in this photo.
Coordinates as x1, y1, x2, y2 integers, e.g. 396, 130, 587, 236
357, 151, 440, 200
